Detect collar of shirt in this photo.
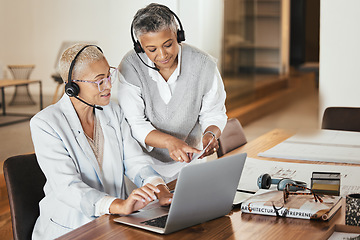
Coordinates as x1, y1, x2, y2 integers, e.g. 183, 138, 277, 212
146, 44, 182, 85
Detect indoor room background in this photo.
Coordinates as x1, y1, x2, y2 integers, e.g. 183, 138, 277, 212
0, 0, 223, 97
1, 1, 360, 238
1, 0, 360, 156
1, 0, 360, 161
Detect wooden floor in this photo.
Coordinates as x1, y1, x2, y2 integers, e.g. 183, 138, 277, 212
224, 69, 317, 125
0, 69, 318, 240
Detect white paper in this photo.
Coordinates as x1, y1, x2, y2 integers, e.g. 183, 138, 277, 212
258, 130, 360, 164
151, 161, 188, 178
151, 157, 207, 178
238, 157, 360, 197
328, 232, 360, 240
191, 140, 212, 161
233, 191, 253, 205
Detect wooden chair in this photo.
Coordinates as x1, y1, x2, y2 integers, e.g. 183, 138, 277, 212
7, 64, 36, 105
217, 118, 247, 157
321, 107, 360, 132
3, 153, 46, 240
51, 72, 64, 104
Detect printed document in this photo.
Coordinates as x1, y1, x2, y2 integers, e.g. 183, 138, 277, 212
258, 129, 360, 164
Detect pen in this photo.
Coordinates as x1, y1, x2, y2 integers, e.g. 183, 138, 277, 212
237, 189, 256, 194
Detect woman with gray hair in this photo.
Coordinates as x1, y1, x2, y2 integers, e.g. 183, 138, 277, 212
118, 3, 227, 200
30, 43, 163, 239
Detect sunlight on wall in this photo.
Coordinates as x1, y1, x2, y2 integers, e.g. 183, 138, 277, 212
319, 0, 360, 118
0, 0, 223, 100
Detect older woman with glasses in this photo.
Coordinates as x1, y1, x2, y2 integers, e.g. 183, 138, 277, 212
118, 3, 227, 201
30, 43, 164, 239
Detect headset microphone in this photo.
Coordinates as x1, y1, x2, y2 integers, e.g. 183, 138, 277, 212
135, 52, 160, 71
65, 45, 104, 111
74, 96, 103, 110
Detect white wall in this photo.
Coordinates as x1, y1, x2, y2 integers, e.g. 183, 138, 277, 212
178, 0, 223, 67
0, 0, 34, 78
0, 0, 223, 97
319, 0, 360, 118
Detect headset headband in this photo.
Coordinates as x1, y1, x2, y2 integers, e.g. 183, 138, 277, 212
67, 45, 103, 84
130, 7, 185, 53
64, 44, 104, 110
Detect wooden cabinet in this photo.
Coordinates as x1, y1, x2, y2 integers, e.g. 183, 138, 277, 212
223, 0, 290, 76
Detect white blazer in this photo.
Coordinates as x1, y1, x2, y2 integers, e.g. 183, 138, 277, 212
30, 95, 155, 239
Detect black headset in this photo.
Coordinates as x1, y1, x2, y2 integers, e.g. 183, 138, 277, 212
257, 173, 307, 191
65, 45, 104, 110
130, 8, 185, 54
65, 45, 103, 97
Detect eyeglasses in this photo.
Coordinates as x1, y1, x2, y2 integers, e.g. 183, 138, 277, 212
72, 67, 118, 92
283, 183, 323, 204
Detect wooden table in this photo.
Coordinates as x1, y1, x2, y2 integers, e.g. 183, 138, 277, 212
0, 79, 43, 126
58, 129, 358, 240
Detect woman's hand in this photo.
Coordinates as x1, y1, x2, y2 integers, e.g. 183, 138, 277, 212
165, 137, 201, 163
109, 183, 160, 215
199, 128, 220, 159
155, 185, 173, 206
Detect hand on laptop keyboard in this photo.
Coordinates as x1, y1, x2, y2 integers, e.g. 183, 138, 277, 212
109, 183, 160, 215
156, 184, 173, 206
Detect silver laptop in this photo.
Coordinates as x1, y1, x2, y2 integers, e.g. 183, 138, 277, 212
113, 153, 247, 234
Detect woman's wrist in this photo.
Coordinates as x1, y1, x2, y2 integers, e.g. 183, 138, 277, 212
203, 130, 217, 140
163, 134, 177, 149
109, 198, 125, 214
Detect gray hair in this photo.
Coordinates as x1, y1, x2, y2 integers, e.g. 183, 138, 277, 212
59, 43, 104, 83
132, 3, 178, 38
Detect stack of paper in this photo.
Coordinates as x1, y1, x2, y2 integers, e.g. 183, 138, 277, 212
258, 130, 360, 164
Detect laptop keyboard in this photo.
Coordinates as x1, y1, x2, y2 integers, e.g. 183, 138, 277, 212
140, 215, 168, 228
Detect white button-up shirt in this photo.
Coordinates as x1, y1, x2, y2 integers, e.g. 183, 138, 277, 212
118, 45, 227, 151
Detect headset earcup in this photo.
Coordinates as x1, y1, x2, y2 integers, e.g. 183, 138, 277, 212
257, 173, 272, 189
65, 82, 80, 97
278, 179, 308, 191
134, 40, 144, 53
277, 179, 294, 191
177, 29, 185, 43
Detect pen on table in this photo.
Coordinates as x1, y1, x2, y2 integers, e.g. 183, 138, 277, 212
237, 189, 256, 194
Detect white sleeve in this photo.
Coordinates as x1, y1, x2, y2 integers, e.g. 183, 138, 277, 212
199, 67, 228, 133
118, 73, 155, 151
94, 196, 117, 216
144, 176, 167, 187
